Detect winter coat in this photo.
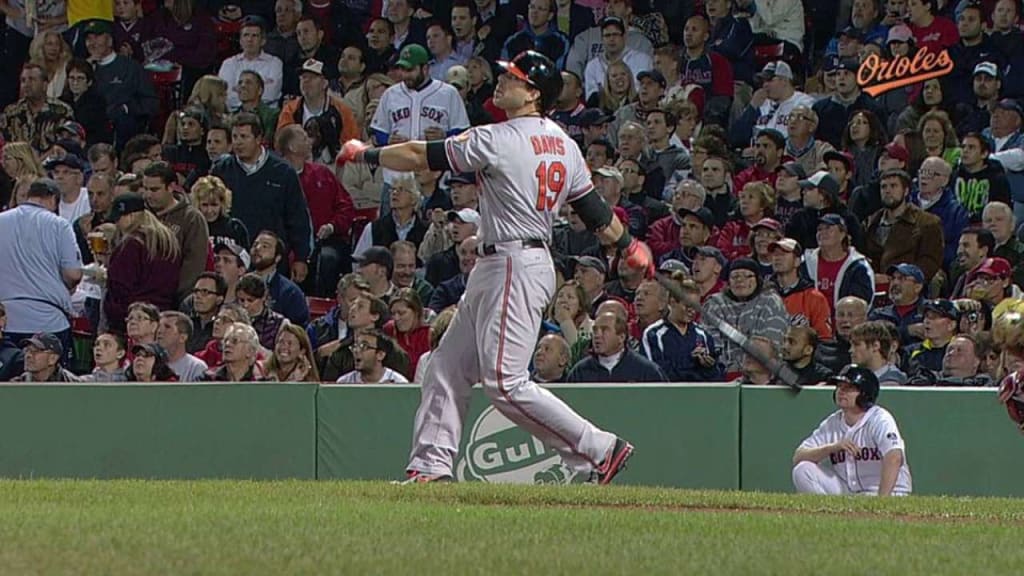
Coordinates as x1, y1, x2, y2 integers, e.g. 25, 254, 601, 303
703, 287, 789, 373
862, 203, 945, 282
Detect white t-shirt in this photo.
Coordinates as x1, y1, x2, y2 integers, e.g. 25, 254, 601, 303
59, 188, 91, 222
168, 354, 209, 382
797, 404, 913, 495
336, 367, 409, 383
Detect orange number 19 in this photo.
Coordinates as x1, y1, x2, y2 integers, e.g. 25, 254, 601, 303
534, 161, 566, 211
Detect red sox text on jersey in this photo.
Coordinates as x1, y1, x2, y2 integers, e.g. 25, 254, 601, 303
390, 106, 449, 125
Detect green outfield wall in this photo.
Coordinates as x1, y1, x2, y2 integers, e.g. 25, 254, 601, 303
0, 384, 317, 479
0, 383, 1020, 496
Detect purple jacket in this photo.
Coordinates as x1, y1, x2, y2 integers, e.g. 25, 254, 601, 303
105, 236, 181, 333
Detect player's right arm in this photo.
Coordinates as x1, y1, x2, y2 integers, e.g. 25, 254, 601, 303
792, 418, 858, 465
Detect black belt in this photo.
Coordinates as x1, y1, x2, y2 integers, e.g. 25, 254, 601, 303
480, 239, 546, 255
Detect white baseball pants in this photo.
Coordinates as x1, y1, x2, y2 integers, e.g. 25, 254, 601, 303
407, 244, 617, 477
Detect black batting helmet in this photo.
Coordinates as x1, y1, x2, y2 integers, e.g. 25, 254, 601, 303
497, 50, 563, 111
829, 364, 879, 409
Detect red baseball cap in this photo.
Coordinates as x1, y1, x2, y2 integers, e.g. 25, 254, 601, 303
883, 142, 909, 163
976, 257, 1012, 279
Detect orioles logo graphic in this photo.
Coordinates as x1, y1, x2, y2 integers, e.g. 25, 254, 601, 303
857, 47, 954, 97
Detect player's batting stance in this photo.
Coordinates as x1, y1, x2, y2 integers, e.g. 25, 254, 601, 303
336, 51, 648, 484
791, 365, 913, 496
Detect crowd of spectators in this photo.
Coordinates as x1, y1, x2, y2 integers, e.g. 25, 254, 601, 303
0, 0, 1023, 388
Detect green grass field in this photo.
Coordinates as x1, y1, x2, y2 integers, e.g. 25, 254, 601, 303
2, 480, 1023, 575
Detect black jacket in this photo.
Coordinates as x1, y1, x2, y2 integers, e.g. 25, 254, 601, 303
210, 152, 314, 260
425, 246, 459, 287
370, 213, 429, 252
814, 338, 851, 375
785, 206, 864, 252
0, 339, 24, 382
789, 360, 833, 386
812, 93, 886, 148
566, 349, 667, 383
61, 87, 113, 146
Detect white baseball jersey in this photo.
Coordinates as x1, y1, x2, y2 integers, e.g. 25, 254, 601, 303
444, 116, 594, 245
798, 405, 913, 495
370, 79, 470, 142
750, 90, 816, 141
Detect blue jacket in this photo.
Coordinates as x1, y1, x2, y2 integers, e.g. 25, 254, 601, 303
565, 348, 667, 383
428, 274, 466, 312
641, 319, 723, 382
812, 94, 886, 148
267, 272, 310, 326
868, 297, 924, 347
911, 185, 969, 272
501, 26, 570, 70
709, 15, 754, 84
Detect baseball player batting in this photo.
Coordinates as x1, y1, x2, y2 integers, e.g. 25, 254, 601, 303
791, 365, 913, 496
337, 50, 649, 484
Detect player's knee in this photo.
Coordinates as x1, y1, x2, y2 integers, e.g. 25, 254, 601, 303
792, 460, 819, 493
480, 374, 524, 400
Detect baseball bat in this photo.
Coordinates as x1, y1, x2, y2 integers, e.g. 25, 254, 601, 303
654, 273, 802, 393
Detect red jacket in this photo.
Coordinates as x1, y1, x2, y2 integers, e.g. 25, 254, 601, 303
384, 321, 430, 380
647, 215, 680, 260
733, 165, 778, 194
300, 161, 356, 238
714, 219, 754, 261
105, 236, 181, 334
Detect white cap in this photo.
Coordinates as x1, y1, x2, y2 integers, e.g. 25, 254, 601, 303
447, 208, 480, 225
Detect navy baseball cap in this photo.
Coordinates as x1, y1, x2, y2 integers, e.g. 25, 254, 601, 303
921, 299, 959, 321
599, 16, 626, 33
637, 69, 667, 88
677, 206, 714, 229
887, 263, 924, 284
997, 98, 1024, 118
839, 25, 865, 42
21, 333, 63, 356
835, 58, 860, 73
44, 154, 86, 172
107, 193, 146, 221
132, 342, 170, 363
818, 213, 847, 229
577, 108, 613, 127
800, 171, 840, 197
824, 55, 842, 72
355, 246, 394, 271
694, 246, 727, 268
447, 172, 477, 185
573, 255, 608, 275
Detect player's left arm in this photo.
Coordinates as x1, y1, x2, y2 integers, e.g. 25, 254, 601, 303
570, 191, 652, 274
878, 449, 904, 496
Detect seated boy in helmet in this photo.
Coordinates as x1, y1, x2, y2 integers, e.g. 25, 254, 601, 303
791, 364, 913, 496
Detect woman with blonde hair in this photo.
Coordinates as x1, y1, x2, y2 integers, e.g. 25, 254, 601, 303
29, 30, 72, 98
1, 142, 44, 180
263, 321, 320, 382
163, 75, 229, 144
465, 56, 494, 125
4, 175, 34, 209
189, 175, 249, 247
917, 109, 961, 168
104, 193, 182, 333
588, 60, 638, 115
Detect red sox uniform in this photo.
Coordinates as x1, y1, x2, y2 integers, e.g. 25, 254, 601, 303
407, 116, 621, 478
792, 404, 913, 495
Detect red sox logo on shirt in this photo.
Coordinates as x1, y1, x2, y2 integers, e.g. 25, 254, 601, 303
390, 106, 450, 125
830, 447, 883, 465
817, 277, 834, 293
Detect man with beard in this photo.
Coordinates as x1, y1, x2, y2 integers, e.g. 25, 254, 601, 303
958, 62, 1003, 136
954, 133, 1011, 221
863, 169, 944, 283
336, 329, 410, 383
566, 312, 666, 383
769, 238, 832, 340
733, 129, 784, 192
814, 295, 868, 373
642, 274, 723, 382
781, 325, 831, 386
868, 263, 926, 346
811, 58, 885, 148
249, 231, 310, 326
903, 299, 959, 374
946, 227, 995, 299
850, 142, 909, 222
370, 44, 469, 146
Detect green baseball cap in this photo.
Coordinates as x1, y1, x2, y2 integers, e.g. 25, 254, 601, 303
396, 44, 429, 69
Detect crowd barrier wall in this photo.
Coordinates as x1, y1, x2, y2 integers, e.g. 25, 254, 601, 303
2, 383, 1018, 496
